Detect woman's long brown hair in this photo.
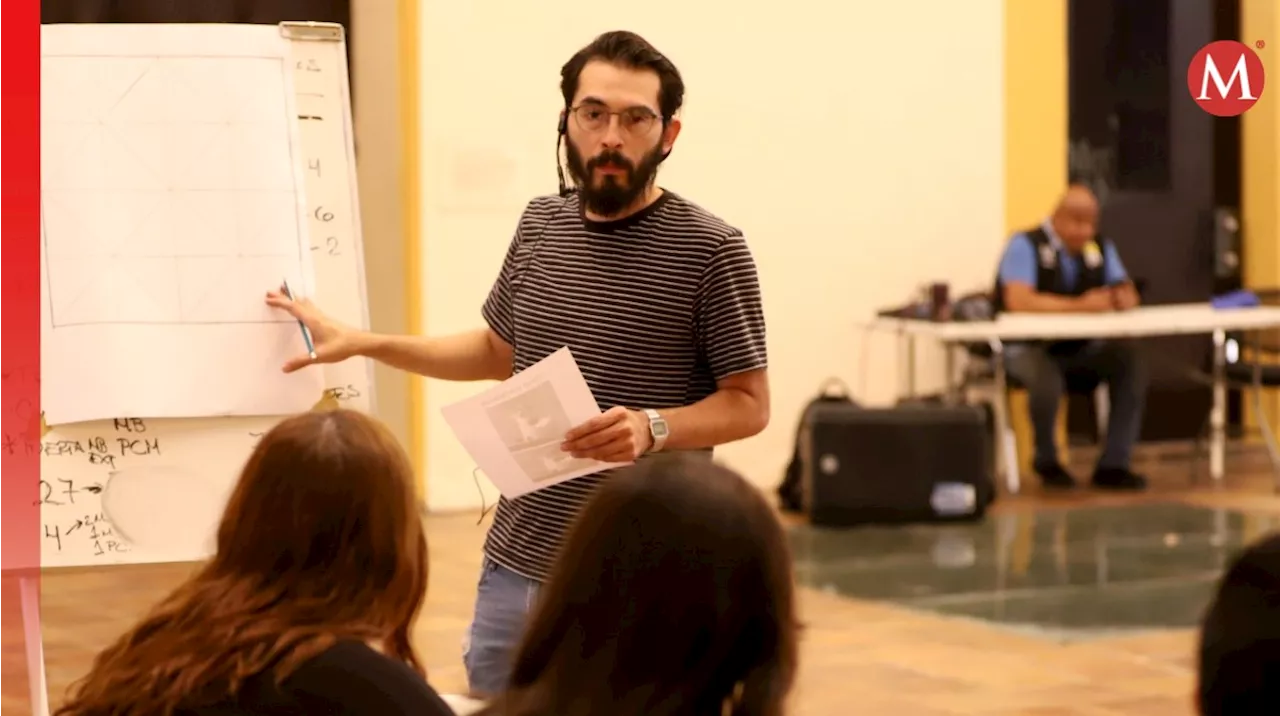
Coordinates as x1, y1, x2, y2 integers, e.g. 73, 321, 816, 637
54, 409, 428, 715
481, 453, 800, 716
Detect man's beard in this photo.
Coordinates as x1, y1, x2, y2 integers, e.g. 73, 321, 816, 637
565, 139, 664, 218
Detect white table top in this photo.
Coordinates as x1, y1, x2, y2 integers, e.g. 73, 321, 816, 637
870, 302, 1280, 342
441, 694, 484, 715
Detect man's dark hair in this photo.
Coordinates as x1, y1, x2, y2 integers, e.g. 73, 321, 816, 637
560, 31, 685, 121
1198, 531, 1280, 715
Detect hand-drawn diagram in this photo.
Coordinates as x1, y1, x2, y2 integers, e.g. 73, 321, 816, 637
441, 347, 628, 499
486, 381, 574, 452
511, 442, 601, 483
40, 54, 309, 328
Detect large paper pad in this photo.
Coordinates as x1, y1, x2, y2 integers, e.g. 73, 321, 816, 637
39, 23, 324, 424
441, 348, 631, 499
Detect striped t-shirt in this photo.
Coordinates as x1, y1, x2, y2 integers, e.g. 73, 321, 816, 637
479, 189, 769, 582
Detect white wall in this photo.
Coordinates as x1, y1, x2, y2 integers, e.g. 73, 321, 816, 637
418, 2, 1006, 510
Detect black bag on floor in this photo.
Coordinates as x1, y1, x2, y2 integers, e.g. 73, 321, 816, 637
797, 395, 996, 527
777, 379, 856, 513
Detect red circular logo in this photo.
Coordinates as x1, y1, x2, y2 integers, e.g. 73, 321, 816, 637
1187, 40, 1265, 116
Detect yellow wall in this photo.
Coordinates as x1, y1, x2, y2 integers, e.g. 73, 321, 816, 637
1004, 0, 1068, 232
397, 0, 424, 492
416, 2, 1007, 510
1242, 0, 1280, 434
351, 1, 417, 488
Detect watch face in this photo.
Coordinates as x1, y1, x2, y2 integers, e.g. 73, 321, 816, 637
653, 423, 669, 438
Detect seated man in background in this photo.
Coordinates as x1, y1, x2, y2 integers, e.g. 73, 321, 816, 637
992, 183, 1148, 491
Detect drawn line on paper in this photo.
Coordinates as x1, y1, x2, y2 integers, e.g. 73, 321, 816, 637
42, 54, 307, 330
100, 58, 156, 118
481, 380, 602, 484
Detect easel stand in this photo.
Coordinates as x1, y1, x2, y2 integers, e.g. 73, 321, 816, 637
2, 570, 50, 716
22, 576, 50, 716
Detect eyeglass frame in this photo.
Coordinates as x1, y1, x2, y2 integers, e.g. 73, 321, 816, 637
567, 101, 666, 136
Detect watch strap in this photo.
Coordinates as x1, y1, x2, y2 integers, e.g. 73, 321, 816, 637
643, 408, 668, 452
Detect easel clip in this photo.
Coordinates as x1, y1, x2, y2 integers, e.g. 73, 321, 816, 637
278, 21, 344, 42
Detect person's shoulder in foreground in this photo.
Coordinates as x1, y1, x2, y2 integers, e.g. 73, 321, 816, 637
283, 640, 455, 715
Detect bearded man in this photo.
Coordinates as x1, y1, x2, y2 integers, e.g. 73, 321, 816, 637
264, 30, 771, 697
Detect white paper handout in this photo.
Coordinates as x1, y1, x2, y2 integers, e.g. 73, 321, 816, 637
440, 347, 632, 499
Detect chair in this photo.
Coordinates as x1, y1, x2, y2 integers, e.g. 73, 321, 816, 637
1188, 289, 1280, 491
949, 290, 1132, 488
959, 352, 1108, 484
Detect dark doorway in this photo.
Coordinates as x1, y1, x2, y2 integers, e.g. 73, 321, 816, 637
41, 1, 350, 26
1066, 0, 1243, 445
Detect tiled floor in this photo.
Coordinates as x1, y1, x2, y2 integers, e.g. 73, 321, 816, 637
5, 448, 1279, 716
792, 501, 1280, 638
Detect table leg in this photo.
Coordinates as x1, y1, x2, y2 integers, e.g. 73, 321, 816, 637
906, 335, 917, 398
1210, 328, 1226, 484
989, 338, 1018, 494
895, 332, 906, 398
943, 343, 957, 402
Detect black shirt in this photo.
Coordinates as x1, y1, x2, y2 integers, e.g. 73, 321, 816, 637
178, 640, 456, 715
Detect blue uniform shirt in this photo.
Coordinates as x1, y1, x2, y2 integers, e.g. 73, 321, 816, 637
997, 220, 1129, 291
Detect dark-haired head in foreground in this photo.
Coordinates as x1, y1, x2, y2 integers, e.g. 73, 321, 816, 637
1198, 531, 1280, 715
479, 453, 799, 716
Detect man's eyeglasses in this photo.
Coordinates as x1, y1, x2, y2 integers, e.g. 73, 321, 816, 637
569, 104, 661, 135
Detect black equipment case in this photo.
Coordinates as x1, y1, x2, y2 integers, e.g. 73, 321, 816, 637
797, 396, 996, 527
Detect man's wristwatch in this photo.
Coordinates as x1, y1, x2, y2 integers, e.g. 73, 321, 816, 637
643, 408, 669, 453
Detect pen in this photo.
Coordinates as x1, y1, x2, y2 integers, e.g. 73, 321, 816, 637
281, 279, 318, 360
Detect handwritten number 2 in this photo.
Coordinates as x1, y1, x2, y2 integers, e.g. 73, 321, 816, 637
326, 237, 340, 255
37, 480, 60, 506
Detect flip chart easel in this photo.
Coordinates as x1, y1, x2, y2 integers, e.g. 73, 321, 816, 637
14, 574, 49, 716
27, 20, 373, 713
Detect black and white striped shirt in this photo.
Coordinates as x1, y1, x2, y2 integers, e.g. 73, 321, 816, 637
479, 190, 768, 582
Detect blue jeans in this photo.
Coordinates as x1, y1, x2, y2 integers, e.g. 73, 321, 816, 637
1004, 339, 1148, 470
462, 557, 541, 696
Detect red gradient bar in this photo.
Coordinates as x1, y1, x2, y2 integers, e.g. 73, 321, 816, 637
2, 0, 43, 713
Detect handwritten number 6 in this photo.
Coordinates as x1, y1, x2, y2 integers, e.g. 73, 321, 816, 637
314, 207, 334, 222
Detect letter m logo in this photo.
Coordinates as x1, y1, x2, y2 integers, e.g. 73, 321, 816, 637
1187, 40, 1266, 117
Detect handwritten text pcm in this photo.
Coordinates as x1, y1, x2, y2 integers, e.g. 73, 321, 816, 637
38, 419, 159, 471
